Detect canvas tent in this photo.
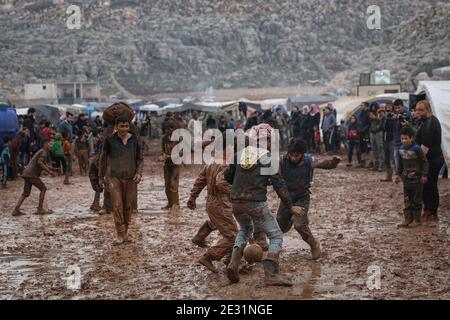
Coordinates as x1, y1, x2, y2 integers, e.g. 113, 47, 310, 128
416, 81, 450, 166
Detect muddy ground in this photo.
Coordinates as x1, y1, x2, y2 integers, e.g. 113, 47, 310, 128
1, 140, 449, 300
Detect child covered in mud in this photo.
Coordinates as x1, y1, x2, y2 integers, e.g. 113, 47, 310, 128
224, 123, 304, 287
277, 138, 341, 260
187, 137, 238, 273
74, 131, 90, 176
88, 128, 112, 215
394, 126, 429, 228
11, 140, 57, 216
161, 120, 180, 210
99, 116, 143, 244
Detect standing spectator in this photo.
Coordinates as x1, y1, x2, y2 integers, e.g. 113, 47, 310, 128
94, 116, 103, 132
58, 115, 73, 141
244, 111, 259, 131
138, 118, 151, 156
8, 133, 22, 180
321, 107, 336, 154
314, 126, 321, 154
310, 104, 321, 152
299, 106, 312, 151
41, 122, 53, 141
414, 100, 445, 222
357, 102, 371, 168
346, 115, 362, 167
393, 99, 412, 171
339, 119, 348, 152
218, 115, 228, 133
73, 113, 88, 137
206, 114, 217, 129
62, 132, 73, 178
227, 118, 236, 130
18, 127, 32, 174
369, 104, 385, 171
1, 136, 11, 188
23, 108, 37, 146
174, 113, 187, 129
381, 103, 397, 182
50, 133, 69, 184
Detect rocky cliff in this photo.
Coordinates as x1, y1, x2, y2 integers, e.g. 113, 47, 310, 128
0, 0, 448, 97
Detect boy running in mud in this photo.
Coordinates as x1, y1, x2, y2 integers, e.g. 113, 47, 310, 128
277, 138, 341, 260
224, 123, 304, 286
394, 127, 429, 228
187, 139, 238, 273
161, 120, 180, 210
11, 140, 56, 216
99, 116, 143, 244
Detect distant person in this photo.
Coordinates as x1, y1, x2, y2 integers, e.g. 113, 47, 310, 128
11, 140, 56, 216
346, 115, 362, 167
321, 107, 336, 154
58, 115, 73, 141
1, 136, 11, 188
161, 120, 180, 210
381, 103, 396, 182
369, 104, 385, 171
357, 102, 371, 168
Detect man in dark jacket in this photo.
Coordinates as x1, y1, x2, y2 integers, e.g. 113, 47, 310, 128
414, 100, 445, 222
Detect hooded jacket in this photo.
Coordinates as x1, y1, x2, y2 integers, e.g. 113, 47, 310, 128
224, 146, 293, 209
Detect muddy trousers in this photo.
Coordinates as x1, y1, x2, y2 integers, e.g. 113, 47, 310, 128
106, 177, 136, 236
348, 140, 361, 164
423, 156, 445, 216
77, 150, 89, 176
205, 199, 238, 261
403, 182, 423, 221
64, 155, 72, 174
370, 132, 384, 169
163, 163, 179, 206
277, 195, 314, 241
232, 201, 283, 254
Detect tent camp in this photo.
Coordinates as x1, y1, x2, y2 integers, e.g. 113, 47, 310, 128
332, 93, 410, 123
16, 105, 65, 125
416, 81, 450, 166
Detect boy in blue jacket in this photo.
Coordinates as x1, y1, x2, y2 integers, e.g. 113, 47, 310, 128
394, 127, 429, 228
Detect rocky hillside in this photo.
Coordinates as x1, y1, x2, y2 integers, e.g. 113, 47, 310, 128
0, 0, 447, 97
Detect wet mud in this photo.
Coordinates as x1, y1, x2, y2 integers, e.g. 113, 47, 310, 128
1, 140, 449, 299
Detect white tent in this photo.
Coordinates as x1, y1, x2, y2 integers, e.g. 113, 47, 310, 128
416, 81, 450, 165
140, 104, 161, 112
